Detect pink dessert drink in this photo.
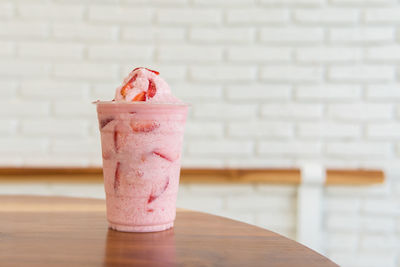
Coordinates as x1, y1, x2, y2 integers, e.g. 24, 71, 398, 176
95, 68, 188, 232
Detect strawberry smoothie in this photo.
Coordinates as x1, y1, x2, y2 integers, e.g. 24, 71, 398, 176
95, 68, 188, 232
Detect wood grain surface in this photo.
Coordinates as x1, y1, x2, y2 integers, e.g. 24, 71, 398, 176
0, 167, 384, 185
0, 196, 338, 267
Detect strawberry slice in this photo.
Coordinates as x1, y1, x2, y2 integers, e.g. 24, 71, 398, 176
120, 73, 138, 97
133, 67, 159, 75
114, 162, 121, 191
130, 120, 160, 132
147, 209, 154, 213
100, 117, 114, 129
147, 177, 170, 204
132, 91, 146, 102
153, 150, 175, 162
114, 129, 123, 153
147, 79, 156, 98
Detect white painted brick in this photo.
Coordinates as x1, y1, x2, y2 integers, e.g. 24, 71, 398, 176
326, 213, 360, 231
255, 185, 297, 195
329, 65, 395, 82
325, 197, 361, 212
226, 195, 294, 211
329, 27, 395, 43
367, 84, 400, 99
225, 158, 294, 168
122, 27, 185, 42
187, 184, 254, 195
92, 83, 119, 101
54, 101, 96, 117
329, 252, 396, 267
181, 157, 225, 168
326, 183, 390, 197
256, 211, 295, 229
298, 122, 361, 138
295, 8, 359, 23
122, 64, 187, 82
0, 22, 48, 37
260, 27, 324, 43
296, 85, 361, 100
227, 85, 291, 100
0, 41, 15, 57
190, 66, 256, 82
53, 63, 119, 80
48, 184, 105, 199
0, 2, 14, 18
176, 195, 224, 213
0, 184, 53, 196
326, 233, 358, 251
18, 43, 84, 60
20, 81, 89, 99
361, 216, 396, 233
365, 8, 400, 23
193, 103, 257, 119
328, 103, 392, 121
228, 121, 293, 138
261, 0, 323, 4
0, 60, 51, 77
188, 140, 253, 156
193, 0, 255, 5
261, 103, 323, 119
185, 121, 224, 138
227, 46, 291, 62
0, 119, 18, 134
326, 142, 391, 157
173, 83, 222, 100
366, 45, 400, 61
88, 45, 153, 61
51, 138, 100, 156
367, 123, 400, 139
362, 198, 399, 215
296, 47, 362, 63
52, 23, 118, 41
190, 28, 254, 43
0, 138, 48, 154
331, 0, 395, 3
88, 6, 152, 23
0, 81, 17, 97
23, 156, 91, 167
259, 141, 322, 156
0, 100, 50, 117
360, 235, 398, 251
157, 8, 221, 25
18, 4, 84, 20
21, 119, 88, 137
158, 45, 223, 62
261, 65, 323, 82
227, 8, 288, 24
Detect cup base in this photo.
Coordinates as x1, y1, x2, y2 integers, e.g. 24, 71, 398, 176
108, 221, 174, 232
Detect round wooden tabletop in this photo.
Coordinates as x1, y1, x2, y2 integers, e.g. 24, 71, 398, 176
0, 196, 338, 267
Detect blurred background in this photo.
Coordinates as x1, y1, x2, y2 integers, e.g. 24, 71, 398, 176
0, 0, 399, 266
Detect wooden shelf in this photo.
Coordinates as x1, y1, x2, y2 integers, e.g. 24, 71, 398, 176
0, 167, 384, 185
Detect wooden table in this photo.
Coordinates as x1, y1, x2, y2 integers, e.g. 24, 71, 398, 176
0, 196, 338, 267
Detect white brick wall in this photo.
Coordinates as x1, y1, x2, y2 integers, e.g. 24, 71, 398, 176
1, 1, 400, 266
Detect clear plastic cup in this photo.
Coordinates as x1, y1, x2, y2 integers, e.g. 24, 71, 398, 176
95, 101, 188, 232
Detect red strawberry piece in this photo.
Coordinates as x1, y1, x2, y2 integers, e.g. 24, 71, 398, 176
153, 150, 175, 162
120, 73, 138, 97
147, 177, 170, 204
132, 91, 146, 101
113, 129, 123, 153
100, 117, 114, 129
147, 209, 154, 213
130, 120, 160, 132
132, 67, 160, 75
114, 162, 121, 191
147, 79, 156, 98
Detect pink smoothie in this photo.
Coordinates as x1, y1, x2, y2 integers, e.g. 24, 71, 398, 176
95, 68, 187, 232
